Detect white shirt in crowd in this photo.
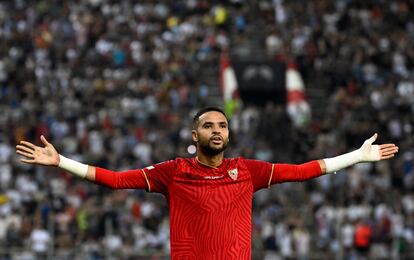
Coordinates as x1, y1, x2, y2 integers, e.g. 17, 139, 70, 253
30, 228, 51, 253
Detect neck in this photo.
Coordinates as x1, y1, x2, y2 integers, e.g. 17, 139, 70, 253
196, 152, 224, 169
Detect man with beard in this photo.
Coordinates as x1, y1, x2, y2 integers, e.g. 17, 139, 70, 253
16, 106, 398, 260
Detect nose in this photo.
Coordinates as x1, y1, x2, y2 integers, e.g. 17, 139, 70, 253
212, 125, 221, 134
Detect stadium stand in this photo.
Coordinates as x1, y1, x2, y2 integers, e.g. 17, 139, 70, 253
0, 0, 413, 259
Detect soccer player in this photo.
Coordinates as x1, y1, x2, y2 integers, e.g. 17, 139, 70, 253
16, 106, 398, 259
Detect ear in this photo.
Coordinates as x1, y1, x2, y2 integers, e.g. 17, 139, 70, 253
192, 130, 198, 142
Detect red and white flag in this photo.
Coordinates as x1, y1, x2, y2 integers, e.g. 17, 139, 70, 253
286, 62, 311, 127
220, 53, 239, 102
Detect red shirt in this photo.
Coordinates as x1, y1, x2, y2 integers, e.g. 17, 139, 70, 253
354, 223, 373, 248
95, 157, 322, 259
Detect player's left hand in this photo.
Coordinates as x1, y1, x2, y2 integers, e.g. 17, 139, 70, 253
359, 133, 399, 162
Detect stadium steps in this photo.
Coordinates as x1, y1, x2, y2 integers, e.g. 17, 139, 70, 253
305, 78, 331, 123
199, 4, 268, 108
230, 22, 268, 60
199, 65, 223, 107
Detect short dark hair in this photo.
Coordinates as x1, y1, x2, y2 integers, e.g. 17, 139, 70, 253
193, 106, 227, 129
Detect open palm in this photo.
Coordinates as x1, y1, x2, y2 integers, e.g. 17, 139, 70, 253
16, 135, 59, 166
359, 133, 399, 162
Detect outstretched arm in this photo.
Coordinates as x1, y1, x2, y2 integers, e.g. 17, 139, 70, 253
250, 133, 399, 189
16, 136, 152, 190
16, 135, 97, 181
319, 133, 399, 173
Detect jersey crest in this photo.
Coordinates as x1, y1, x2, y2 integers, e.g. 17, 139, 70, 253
228, 168, 238, 180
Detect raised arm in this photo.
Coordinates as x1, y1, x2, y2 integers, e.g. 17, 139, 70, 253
16, 135, 158, 190
250, 133, 399, 189
16, 135, 97, 181
319, 133, 399, 173
259, 133, 399, 188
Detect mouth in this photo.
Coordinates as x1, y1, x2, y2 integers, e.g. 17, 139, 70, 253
210, 136, 223, 145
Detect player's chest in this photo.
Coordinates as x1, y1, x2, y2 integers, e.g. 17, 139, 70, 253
168, 167, 252, 205
173, 166, 244, 182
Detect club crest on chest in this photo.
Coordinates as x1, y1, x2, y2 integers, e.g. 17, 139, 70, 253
228, 168, 238, 180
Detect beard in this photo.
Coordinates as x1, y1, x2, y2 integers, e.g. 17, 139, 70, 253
198, 138, 229, 156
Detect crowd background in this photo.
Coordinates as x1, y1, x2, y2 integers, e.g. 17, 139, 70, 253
0, 0, 413, 259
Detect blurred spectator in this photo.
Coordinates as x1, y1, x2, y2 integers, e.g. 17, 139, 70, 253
29, 223, 51, 259
354, 218, 373, 259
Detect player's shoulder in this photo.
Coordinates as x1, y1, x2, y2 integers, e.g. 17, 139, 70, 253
146, 159, 178, 171
225, 156, 244, 163
173, 157, 193, 164
224, 156, 249, 168
171, 157, 197, 168
230, 156, 250, 162
232, 157, 272, 168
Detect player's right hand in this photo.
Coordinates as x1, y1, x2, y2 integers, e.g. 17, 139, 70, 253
16, 135, 60, 166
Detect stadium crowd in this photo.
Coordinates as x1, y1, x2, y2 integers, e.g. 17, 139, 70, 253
0, 0, 413, 259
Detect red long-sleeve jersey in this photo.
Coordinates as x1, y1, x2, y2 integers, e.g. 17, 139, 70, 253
95, 157, 322, 259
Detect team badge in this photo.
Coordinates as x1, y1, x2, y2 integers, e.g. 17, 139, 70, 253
228, 168, 238, 180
